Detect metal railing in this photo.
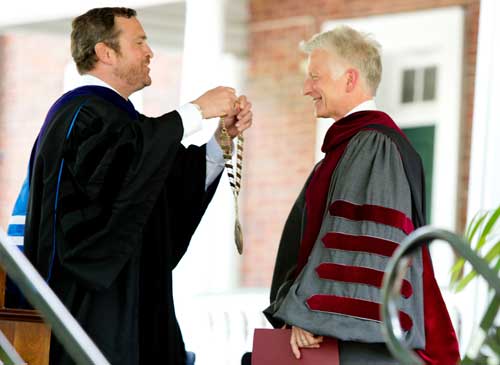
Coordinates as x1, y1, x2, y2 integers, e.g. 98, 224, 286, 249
0, 229, 110, 365
381, 226, 500, 364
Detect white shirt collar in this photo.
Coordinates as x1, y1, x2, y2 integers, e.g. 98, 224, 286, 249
79, 74, 124, 99
344, 99, 378, 117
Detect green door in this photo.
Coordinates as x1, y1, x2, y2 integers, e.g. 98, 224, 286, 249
402, 125, 435, 223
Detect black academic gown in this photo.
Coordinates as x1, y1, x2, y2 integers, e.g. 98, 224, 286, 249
24, 86, 219, 365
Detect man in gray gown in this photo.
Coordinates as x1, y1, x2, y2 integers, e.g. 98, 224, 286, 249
264, 26, 459, 364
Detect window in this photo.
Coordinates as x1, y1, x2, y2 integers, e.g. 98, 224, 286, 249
402, 69, 416, 103
423, 66, 437, 101
401, 66, 438, 104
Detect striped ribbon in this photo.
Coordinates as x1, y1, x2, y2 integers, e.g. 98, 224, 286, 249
220, 117, 244, 254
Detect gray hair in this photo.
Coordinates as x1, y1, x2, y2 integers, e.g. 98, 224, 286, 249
301, 25, 382, 94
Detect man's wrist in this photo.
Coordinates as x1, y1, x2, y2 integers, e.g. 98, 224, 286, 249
214, 127, 223, 146
191, 102, 204, 119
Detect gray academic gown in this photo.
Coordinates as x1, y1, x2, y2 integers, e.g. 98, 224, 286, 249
265, 129, 427, 364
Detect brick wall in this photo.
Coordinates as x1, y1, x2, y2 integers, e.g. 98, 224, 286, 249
241, 0, 480, 287
0, 33, 70, 229
0, 31, 182, 230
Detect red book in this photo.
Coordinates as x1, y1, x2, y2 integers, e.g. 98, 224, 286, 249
252, 328, 339, 365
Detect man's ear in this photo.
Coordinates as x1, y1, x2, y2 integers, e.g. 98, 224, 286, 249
94, 42, 115, 66
345, 68, 359, 93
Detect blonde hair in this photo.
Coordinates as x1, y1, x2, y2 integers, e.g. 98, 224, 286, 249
301, 25, 382, 95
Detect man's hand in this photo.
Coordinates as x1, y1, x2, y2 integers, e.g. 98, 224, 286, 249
224, 95, 253, 137
214, 95, 253, 146
290, 325, 323, 359
191, 86, 238, 119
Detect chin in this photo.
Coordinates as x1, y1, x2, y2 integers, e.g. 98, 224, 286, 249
140, 78, 152, 89
314, 109, 328, 118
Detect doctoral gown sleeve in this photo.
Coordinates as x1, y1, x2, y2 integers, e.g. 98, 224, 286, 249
56, 100, 184, 290
273, 130, 426, 349
165, 143, 221, 269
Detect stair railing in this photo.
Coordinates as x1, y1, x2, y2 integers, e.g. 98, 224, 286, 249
380, 226, 500, 364
0, 230, 110, 365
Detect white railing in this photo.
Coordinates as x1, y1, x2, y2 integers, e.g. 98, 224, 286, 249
176, 289, 272, 365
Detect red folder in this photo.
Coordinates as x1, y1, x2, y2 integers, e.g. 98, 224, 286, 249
252, 328, 339, 365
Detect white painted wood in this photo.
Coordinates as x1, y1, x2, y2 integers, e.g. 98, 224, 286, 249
174, 0, 245, 299
463, 0, 500, 358
1, 0, 178, 27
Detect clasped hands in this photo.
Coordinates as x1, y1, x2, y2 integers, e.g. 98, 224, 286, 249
191, 86, 253, 143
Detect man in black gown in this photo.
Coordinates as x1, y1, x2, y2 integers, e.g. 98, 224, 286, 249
23, 7, 253, 365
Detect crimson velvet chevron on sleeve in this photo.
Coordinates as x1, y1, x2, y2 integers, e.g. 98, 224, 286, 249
264, 110, 459, 364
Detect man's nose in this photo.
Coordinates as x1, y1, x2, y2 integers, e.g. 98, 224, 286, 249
146, 43, 154, 59
303, 79, 312, 96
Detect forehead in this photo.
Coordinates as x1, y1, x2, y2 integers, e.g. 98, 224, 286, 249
307, 48, 333, 72
114, 16, 146, 38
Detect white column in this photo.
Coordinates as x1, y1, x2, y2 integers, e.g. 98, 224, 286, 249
180, 0, 225, 103
174, 4, 245, 360
180, 0, 228, 145
467, 0, 500, 215
173, 0, 240, 297
461, 0, 500, 356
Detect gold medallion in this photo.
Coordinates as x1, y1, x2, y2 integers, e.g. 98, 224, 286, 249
235, 218, 243, 255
